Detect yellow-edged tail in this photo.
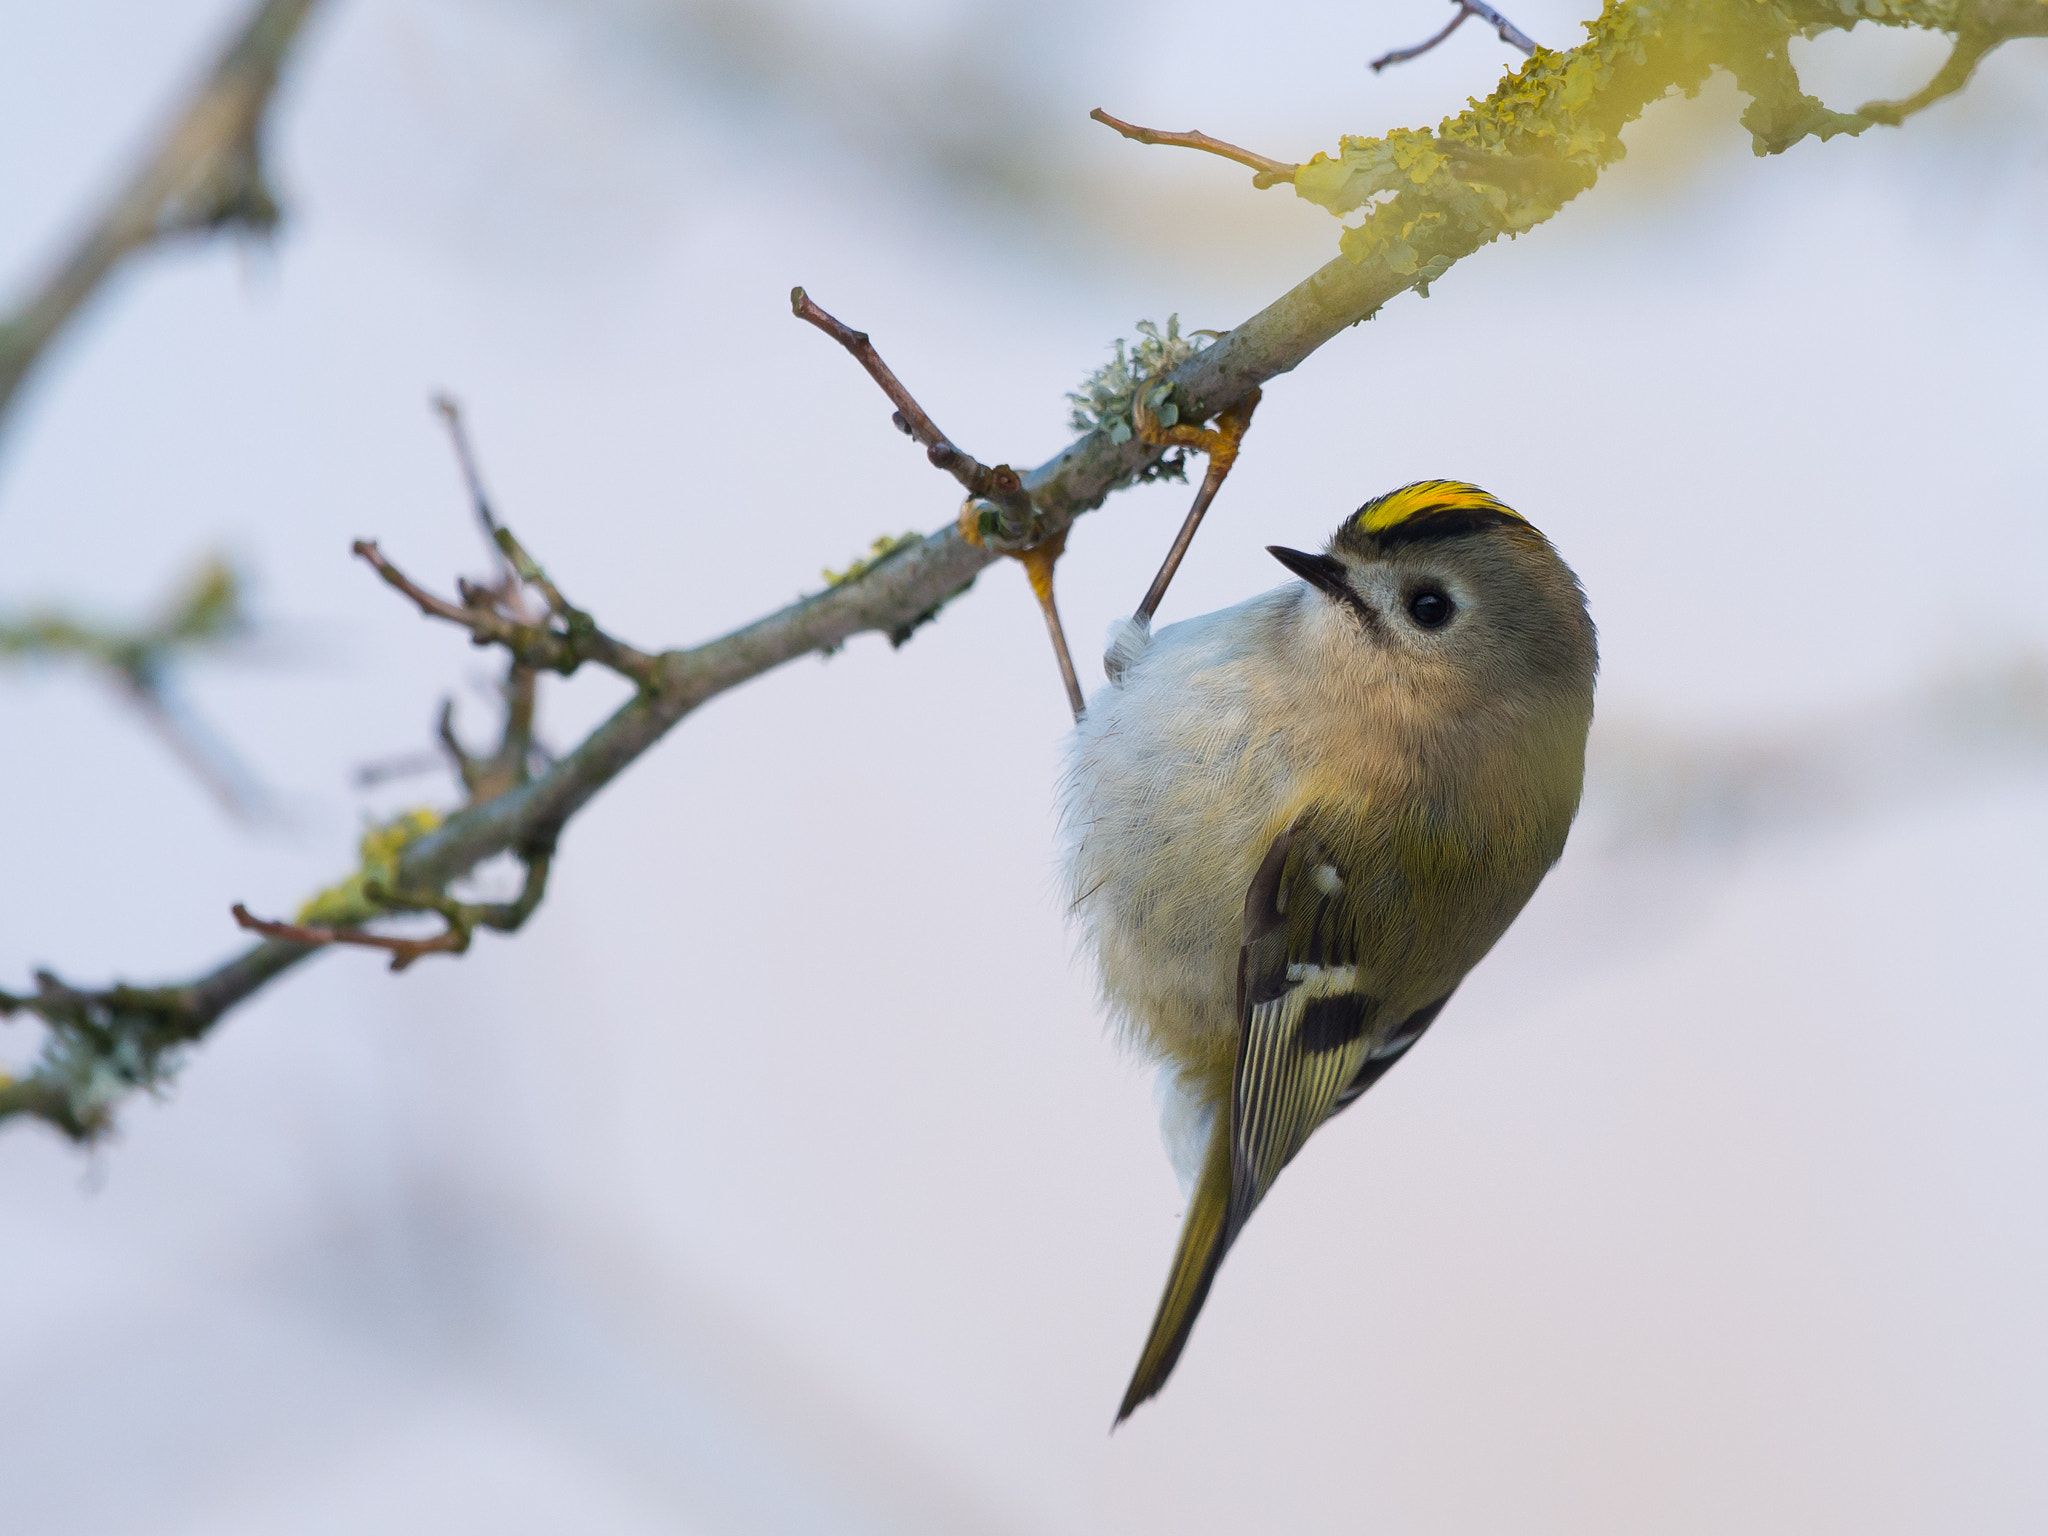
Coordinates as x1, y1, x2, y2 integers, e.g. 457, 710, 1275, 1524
1115, 1122, 1234, 1426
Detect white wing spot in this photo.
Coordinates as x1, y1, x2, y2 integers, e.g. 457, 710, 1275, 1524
1311, 863, 1344, 896
1285, 963, 1358, 991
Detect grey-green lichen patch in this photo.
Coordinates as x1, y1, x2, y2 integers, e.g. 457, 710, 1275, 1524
1068, 317, 1214, 447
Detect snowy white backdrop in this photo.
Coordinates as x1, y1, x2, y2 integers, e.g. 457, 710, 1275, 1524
3, 2, 2046, 1532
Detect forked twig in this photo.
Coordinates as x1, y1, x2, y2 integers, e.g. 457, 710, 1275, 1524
353, 537, 660, 689
1371, 0, 1538, 73
792, 286, 1085, 719
789, 286, 1033, 516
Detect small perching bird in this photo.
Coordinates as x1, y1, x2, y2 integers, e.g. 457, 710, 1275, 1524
1061, 481, 1598, 1423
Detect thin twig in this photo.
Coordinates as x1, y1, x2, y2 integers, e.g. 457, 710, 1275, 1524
1088, 109, 1298, 187
228, 847, 552, 974
788, 286, 1034, 519
1371, 0, 1538, 73
230, 903, 465, 971
354, 540, 476, 628
352, 538, 661, 689
432, 393, 511, 577
426, 396, 543, 799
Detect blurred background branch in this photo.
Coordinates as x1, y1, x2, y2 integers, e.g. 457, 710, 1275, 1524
0, 557, 270, 819
0, 0, 323, 819
0, 0, 323, 429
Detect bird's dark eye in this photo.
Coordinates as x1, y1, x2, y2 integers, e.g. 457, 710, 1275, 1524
1406, 588, 1454, 629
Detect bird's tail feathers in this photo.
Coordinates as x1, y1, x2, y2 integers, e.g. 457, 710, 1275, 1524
1114, 1121, 1234, 1426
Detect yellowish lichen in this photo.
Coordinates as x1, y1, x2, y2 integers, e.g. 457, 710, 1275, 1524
295, 808, 443, 927
1289, 0, 1969, 278
822, 533, 922, 588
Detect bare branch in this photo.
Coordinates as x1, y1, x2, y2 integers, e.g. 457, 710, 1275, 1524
1088, 109, 1299, 188
9, 0, 2036, 1143
1371, 0, 1538, 73
0, 0, 325, 427
230, 903, 467, 972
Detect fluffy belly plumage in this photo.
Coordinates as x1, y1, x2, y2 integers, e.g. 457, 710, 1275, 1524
1060, 593, 1310, 1079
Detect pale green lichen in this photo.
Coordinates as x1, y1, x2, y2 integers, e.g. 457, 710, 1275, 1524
296, 808, 443, 927
1067, 316, 1214, 447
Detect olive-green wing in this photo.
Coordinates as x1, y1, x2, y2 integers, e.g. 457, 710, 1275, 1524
1226, 820, 1383, 1236
1118, 814, 1403, 1422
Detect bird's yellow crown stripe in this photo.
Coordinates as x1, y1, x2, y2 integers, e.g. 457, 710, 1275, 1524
1351, 481, 1524, 534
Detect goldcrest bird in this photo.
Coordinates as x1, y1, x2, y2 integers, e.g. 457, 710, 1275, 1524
1060, 480, 1597, 1423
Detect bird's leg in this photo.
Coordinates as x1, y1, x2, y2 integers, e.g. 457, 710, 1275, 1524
959, 504, 1084, 722
1130, 386, 1262, 629
1021, 533, 1084, 723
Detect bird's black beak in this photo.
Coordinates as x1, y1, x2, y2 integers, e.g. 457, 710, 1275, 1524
1267, 546, 1352, 602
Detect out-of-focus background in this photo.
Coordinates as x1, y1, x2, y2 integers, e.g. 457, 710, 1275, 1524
3, 2, 2046, 1531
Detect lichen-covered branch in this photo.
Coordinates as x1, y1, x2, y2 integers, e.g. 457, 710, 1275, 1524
6, 0, 2040, 1143
0, 0, 324, 428
0, 941, 313, 1140
231, 841, 553, 972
